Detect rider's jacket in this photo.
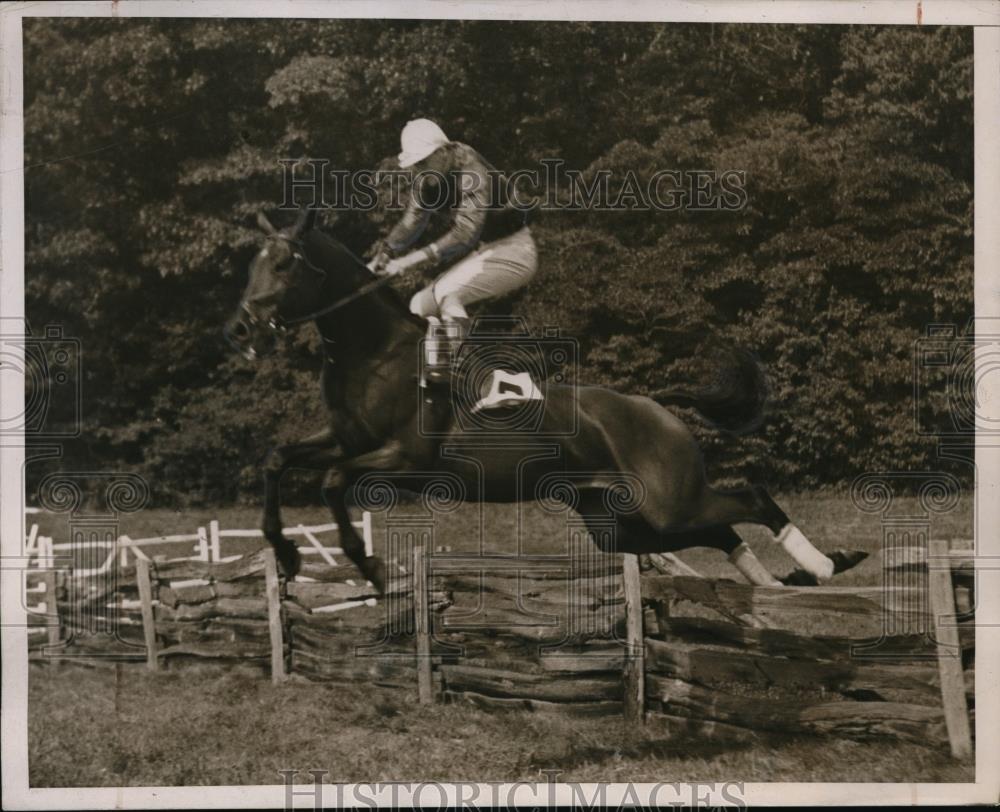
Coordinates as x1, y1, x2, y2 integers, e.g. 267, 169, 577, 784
384, 142, 530, 266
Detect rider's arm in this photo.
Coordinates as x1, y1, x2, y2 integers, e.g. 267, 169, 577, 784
384, 190, 432, 256
422, 163, 489, 266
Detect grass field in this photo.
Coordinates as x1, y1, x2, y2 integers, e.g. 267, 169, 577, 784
26, 492, 976, 786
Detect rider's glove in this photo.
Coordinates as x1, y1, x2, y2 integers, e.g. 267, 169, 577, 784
367, 251, 391, 274
383, 248, 432, 277
365, 239, 394, 273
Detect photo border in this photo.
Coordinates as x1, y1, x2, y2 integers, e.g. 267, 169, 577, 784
2, 1, 997, 807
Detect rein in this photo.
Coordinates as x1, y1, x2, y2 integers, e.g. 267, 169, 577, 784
265, 235, 406, 329
276, 273, 402, 328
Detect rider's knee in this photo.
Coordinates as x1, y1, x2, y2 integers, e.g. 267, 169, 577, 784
438, 295, 468, 322
409, 287, 439, 318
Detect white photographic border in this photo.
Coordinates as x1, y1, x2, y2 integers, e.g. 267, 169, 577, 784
2, 1, 998, 807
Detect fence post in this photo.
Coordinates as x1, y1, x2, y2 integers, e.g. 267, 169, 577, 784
40, 535, 54, 569
41, 569, 61, 667
622, 552, 645, 724
413, 546, 434, 704
135, 557, 158, 671
928, 538, 972, 760
362, 510, 374, 557
209, 521, 221, 563
196, 526, 210, 562
263, 548, 286, 684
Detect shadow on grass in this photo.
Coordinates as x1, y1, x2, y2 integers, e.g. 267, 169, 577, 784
537, 733, 761, 771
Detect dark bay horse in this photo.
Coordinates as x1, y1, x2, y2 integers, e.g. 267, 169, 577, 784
225, 210, 856, 592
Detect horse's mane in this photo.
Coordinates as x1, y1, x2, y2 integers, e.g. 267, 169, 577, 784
304, 229, 426, 329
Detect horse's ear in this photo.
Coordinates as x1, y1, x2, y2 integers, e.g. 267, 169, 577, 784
293, 207, 317, 236
257, 211, 278, 235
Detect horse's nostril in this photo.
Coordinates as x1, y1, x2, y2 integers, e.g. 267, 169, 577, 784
228, 320, 250, 341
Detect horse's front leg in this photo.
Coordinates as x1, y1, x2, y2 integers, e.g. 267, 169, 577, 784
261, 429, 343, 577
320, 442, 405, 595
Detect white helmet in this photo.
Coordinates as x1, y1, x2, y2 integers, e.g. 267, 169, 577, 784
398, 118, 449, 168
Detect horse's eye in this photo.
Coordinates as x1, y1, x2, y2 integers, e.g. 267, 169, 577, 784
274, 256, 296, 274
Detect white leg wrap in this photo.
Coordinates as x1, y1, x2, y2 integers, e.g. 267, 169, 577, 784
775, 524, 834, 581
728, 541, 782, 587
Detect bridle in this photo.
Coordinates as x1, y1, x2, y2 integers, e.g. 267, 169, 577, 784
246, 233, 402, 332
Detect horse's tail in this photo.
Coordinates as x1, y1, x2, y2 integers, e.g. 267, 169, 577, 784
650, 343, 767, 434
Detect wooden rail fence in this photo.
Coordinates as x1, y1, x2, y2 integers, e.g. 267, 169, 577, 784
24, 515, 372, 664
636, 538, 974, 759
28, 531, 975, 760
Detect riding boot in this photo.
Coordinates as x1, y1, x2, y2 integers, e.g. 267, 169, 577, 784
425, 317, 469, 386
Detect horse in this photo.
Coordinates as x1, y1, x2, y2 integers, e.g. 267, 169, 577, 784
225, 209, 863, 593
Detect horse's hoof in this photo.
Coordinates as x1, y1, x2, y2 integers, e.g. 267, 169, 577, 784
364, 555, 387, 596
779, 550, 869, 586
779, 569, 820, 586
275, 544, 301, 579
829, 549, 869, 575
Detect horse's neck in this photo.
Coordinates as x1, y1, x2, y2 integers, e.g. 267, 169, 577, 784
318, 309, 422, 450
305, 232, 424, 369
315, 304, 420, 364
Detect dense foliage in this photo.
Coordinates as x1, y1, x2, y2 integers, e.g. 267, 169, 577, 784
23, 20, 973, 504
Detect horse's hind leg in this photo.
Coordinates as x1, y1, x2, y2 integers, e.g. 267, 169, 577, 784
683, 526, 782, 586
576, 487, 781, 586
694, 484, 834, 581
604, 515, 781, 587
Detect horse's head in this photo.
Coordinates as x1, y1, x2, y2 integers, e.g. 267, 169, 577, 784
225, 209, 325, 359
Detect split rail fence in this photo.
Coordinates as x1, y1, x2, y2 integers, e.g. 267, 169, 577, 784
23, 514, 372, 664
27, 521, 975, 760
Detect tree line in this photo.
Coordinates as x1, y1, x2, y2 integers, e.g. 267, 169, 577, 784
23, 19, 973, 503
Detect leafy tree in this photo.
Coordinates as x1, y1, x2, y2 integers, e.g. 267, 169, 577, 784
23, 20, 973, 503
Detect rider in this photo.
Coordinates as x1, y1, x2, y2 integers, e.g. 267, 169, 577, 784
367, 119, 537, 382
